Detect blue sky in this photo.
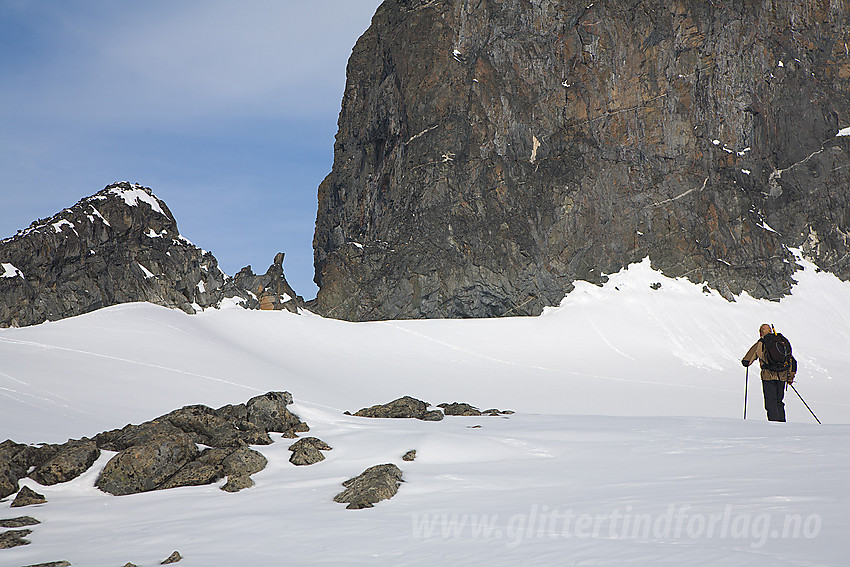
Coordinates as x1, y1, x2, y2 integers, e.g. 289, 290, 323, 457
0, 0, 383, 298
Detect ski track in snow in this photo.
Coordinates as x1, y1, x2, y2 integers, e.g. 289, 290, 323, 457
0, 335, 263, 393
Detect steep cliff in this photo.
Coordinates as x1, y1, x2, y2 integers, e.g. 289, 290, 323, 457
312, 0, 850, 320
0, 182, 303, 327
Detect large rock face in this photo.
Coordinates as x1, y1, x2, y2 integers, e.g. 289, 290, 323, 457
312, 0, 850, 320
0, 182, 304, 327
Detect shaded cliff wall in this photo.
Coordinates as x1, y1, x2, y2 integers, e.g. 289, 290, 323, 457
313, 0, 850, 320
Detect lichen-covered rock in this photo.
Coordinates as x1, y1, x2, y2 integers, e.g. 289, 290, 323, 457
438, 403, 482, 417
288, 437, 332, 466
221, 474, 254, 493
221, 446, 268, 478
95, 433, 199, 496
246, 391, 308, 436
11, 486, 47, 508
353, 396, 443, 421
160, 404, 272, 447
311, 0, 850, 320
0, 528, 32, 548
0, 516, 40, 528
29, 438, 100, 486
333, 464, 404, 509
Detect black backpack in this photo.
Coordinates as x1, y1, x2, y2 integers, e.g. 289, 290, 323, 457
761, 332, 792, 372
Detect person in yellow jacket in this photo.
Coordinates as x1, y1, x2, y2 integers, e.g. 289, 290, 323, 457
742, 323, 796, 422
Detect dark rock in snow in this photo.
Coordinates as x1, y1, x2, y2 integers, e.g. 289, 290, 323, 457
221, 474, 254, 493
288, 437, 332, 466
95, 433, 199, 496
438, 402, 482, 416
11, 486, 47, 508
221, 446, 268, 478
402, 450, 417, 462
246, 391, 307, 436
0, 528, 32, 548
161, 551, 183, 564
311, 0, 850, 320
21, 562, 71, 567
29, 438, 100, 486
334, 464, 404, 509
0, 516, 40, 528
353, 396, 444, 421
161, 404, 272, 447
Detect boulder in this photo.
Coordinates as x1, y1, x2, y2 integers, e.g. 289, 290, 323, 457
402, 450, 417, 462
0, 516, 40, 528
353, 396, 443, 421
221, 474, 254, 493
11, 486, 47, 508
221, 446, 268, 478
29, 438, 100, 486
95, 433, 199, 496
438, 402, 482, 417
246, 391, 306, 435
288, 437, 332, 466
0, 528, 32, 549
161, 551, 183, 564
333, 464, 404, 509
0, 440, 34, 499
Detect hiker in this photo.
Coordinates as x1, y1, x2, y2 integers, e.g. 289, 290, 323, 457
741, 323, 796, 422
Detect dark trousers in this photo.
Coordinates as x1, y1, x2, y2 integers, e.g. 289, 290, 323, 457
762, 380, 786, 422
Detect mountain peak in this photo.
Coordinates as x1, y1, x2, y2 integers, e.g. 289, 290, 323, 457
0, 182, 303, 327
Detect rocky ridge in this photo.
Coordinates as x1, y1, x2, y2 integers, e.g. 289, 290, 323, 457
0, 182, 304, 328
311, 0, 850, 320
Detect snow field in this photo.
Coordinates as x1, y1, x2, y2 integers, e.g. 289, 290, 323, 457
2, 256, 849, 565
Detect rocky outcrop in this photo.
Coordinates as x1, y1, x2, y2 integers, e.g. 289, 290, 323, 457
0, 182, 305, 328
312, 0, 850, 320
94, 392, 302, 495
351, 396, 444, 421
0, 182, 227, 327
333, 464, 404, 509
224, 253, 306, 313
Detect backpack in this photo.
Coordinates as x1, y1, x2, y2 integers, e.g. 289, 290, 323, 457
761, 332, 792, 372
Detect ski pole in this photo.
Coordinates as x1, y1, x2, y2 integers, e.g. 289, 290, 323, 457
790, 384, 821, 424
743, 366, 749, 420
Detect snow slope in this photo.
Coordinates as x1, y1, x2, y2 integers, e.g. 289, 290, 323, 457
1, 257, 849, 566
